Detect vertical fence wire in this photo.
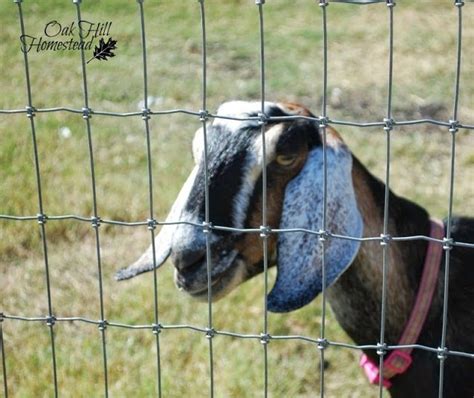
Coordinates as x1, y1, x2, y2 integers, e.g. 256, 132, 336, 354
377, 1, 395, 395
197, 1, 216, 397
15, 1, 59, 397
318, 1, 329, 397
136, 1, 163, 396
256, 1, 270, 397
73, 1, 109, 396
438, 2, 464, 396
0, 319, 8, 398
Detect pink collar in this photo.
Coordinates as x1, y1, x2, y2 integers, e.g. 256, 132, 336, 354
360, 219, 445, 389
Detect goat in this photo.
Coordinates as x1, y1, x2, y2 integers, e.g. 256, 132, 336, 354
116, 101, 474, 397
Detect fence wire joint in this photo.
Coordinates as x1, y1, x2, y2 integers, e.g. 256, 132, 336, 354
318, 116, 329, 128
386, 0, 396, 8
318, 229, 329, 243
98, 320, 108, 331
37, 213, 48, 225
260, 333, 271, 345
317, 338, 329, 350
376, 342, 387, 356
202, 222, 212, 234
152, 323, 162, 335
91, 216, 101, 229
454, 1, 464, 7
257, 112, 268, 126
46, 315, 56, 327
147, 218, 157, 231
260, 225, 271, 238
318, 0, 328, 7
199, 109, 209, 122
380, 233, 392, 246
383, 118, 395, 132
81, 107, 92, 120
25, 106, 36, 118
437, 346, 449, 360
443, 237, 453, 251
449, 120, 459, 134
205, 328, 216, 339
141, 108, 151, 121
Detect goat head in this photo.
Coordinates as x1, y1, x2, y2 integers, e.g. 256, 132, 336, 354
116, 101, 363, 312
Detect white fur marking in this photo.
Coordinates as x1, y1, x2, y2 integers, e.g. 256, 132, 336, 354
192, 127, 204, 165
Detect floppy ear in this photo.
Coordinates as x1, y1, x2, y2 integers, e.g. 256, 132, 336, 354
267, 142, 363, 312
115, 166, 199, 280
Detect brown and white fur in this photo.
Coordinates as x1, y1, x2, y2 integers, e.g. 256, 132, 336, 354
117, 101, 474, 397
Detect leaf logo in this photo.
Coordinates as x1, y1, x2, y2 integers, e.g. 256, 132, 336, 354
87, 37, 117, 64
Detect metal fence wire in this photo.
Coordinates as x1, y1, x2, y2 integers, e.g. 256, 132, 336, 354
1, 0, 474, 397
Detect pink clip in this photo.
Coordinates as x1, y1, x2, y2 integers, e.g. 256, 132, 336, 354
359, 354, 392, 389
384, 350, 412, 374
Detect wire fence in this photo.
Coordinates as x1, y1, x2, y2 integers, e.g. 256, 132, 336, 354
1, 0, 474, 397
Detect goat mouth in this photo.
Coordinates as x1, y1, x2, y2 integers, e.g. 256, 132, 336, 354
178, 272, 226, 299
174, 250, 242, 300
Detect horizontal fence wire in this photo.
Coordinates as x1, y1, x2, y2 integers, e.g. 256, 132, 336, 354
2, 216, 474, 248
1, 313, 473, 360
1, 0, 473, 397
1, 107, 474, 129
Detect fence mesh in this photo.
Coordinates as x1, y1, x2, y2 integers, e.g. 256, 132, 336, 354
1, 1, 474, 397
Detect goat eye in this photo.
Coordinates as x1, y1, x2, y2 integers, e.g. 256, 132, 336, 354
275, 154, 298, 167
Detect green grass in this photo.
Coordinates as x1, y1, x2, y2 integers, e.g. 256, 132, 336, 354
0, 0, 473, 397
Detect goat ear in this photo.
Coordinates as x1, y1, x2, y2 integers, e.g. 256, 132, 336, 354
115, 166, 199, 281
267, 143, 363, 312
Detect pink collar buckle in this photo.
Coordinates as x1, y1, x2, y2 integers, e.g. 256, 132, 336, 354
360, 353, 392, 389
360, 350, 412, 389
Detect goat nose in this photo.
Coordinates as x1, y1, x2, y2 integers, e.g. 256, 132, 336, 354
172, 248, 206, 271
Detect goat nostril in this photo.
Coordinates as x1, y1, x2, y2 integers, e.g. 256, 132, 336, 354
172, 248, 206, 272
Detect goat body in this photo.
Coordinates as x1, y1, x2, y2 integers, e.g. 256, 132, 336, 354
117, 101, 474, 397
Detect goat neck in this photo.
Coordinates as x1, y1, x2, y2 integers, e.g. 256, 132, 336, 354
327, 155, 431, 347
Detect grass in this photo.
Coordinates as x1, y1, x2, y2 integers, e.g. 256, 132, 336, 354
0, 0, 473, 397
